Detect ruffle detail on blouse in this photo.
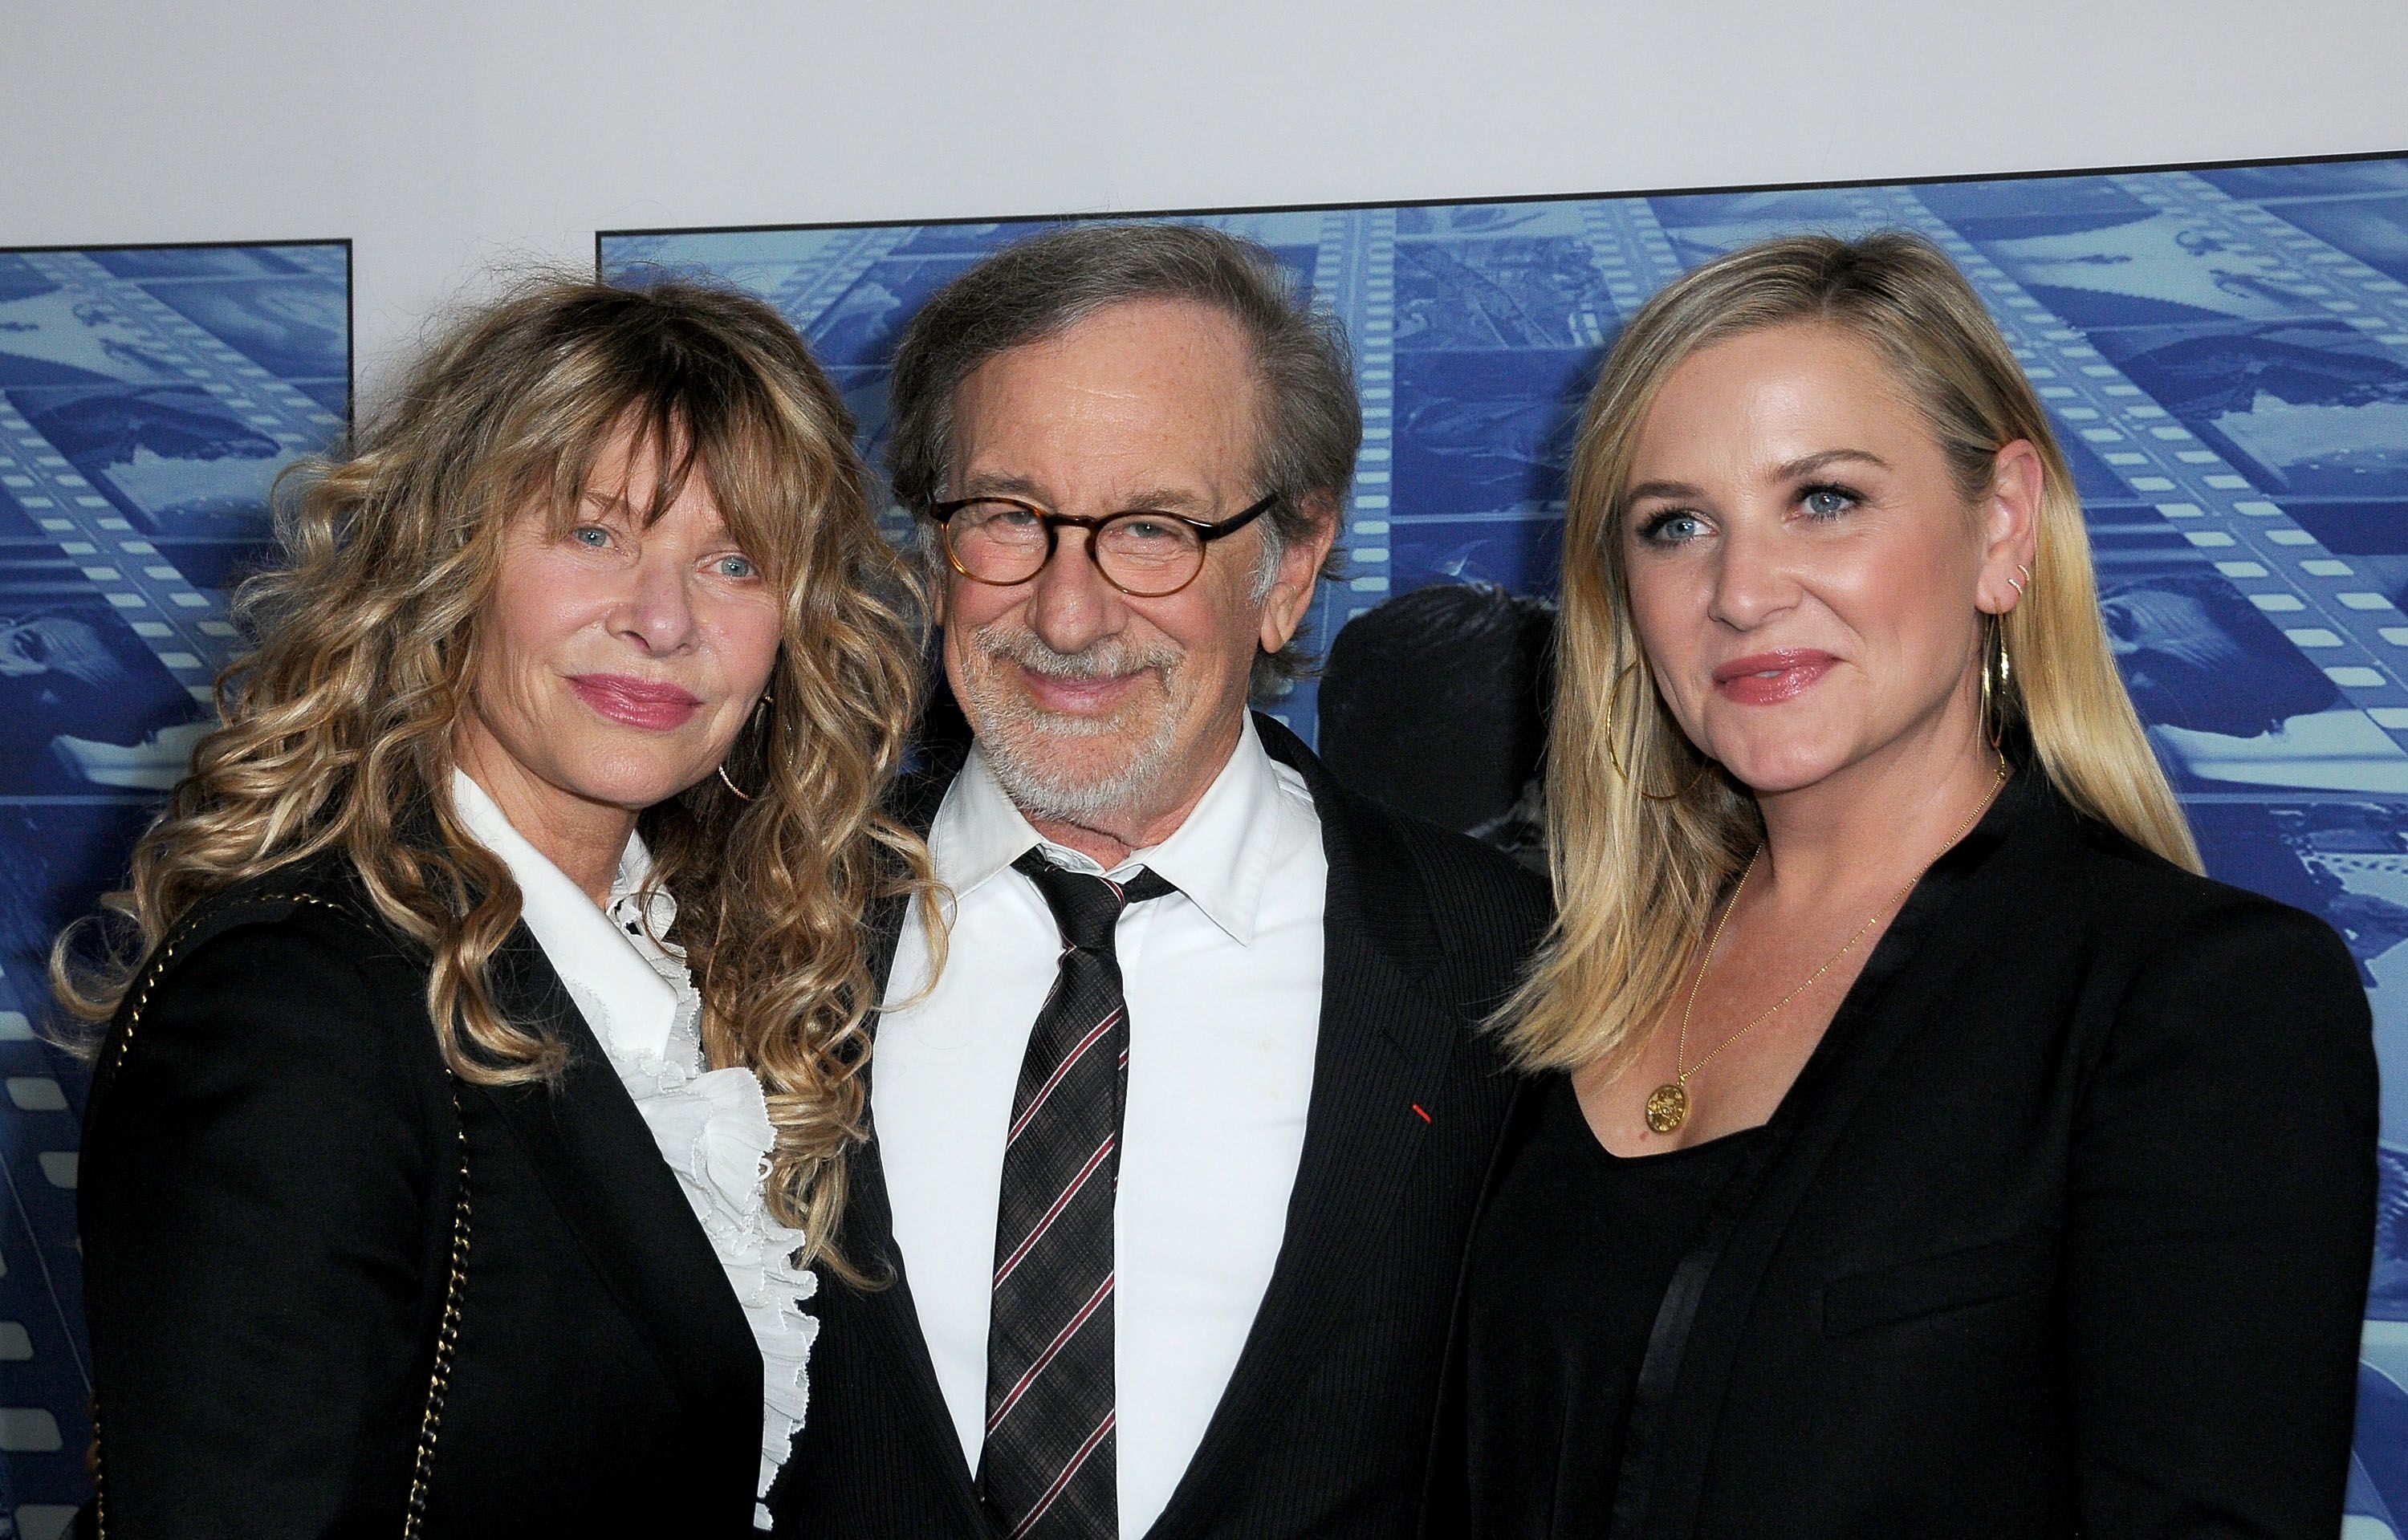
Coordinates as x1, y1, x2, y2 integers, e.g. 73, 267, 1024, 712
613, 1049, 819, 1530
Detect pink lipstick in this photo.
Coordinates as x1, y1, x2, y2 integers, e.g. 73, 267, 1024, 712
1710, 649, 1836, 705
567, 673, 704, 730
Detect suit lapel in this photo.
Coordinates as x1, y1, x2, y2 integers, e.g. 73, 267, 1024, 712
473, 928, 759, 1424
1146, 718, 1462, 1538
1609, 774, 2048, 1540
824, 837, 989, 1518
846, 721, 1476, 1536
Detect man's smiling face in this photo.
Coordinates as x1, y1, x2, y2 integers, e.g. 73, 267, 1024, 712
938, 297, 1322, 839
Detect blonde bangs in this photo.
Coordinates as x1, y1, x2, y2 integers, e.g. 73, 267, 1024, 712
53, 276, 939, 1273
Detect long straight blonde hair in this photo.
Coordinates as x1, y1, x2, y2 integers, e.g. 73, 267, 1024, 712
1503, 231, 2200, 1077
54, 277, 940, 1268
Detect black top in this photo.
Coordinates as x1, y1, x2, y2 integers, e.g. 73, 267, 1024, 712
79, 853, 762, 1538
1426, 770, 2377, 1540
1462, 1075, 1760, 1538
775, 713, 1554, 1540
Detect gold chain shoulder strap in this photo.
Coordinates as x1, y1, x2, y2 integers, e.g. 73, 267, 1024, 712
106, 892, 350, 1082
89, 892, 473, 1540
403, 1088, 470, 1537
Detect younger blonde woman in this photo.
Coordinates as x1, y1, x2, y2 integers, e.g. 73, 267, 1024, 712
1438, 233, 2376, 1539
59, 278, 937, 1537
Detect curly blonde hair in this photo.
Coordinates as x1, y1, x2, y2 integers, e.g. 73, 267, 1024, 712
55, 275, 940, 1270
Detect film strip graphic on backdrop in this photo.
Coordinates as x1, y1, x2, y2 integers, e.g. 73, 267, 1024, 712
603, 150, 2408, 1537
0, 239, 350, 1536
2, 157, 2406, 1535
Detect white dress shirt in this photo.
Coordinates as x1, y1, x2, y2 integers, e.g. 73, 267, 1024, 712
876, 716, 1328, 1536
451, 770, 816, 1530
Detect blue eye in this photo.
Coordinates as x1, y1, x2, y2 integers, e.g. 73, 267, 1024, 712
1800, 485, 1857, 519
570, 525, 612, 549
716, 554, 759, 579
1637, 510, 1709, 545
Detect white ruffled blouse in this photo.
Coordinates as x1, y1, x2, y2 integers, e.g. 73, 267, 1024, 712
453, 771, 815, 1530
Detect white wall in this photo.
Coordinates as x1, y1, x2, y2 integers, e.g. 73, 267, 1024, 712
10, 0, 2408, 398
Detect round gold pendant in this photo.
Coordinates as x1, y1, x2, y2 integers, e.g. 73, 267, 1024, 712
1644, 1081, 1689, 1135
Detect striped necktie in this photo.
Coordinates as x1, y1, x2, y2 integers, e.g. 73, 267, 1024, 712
977, 851, 1178, 1539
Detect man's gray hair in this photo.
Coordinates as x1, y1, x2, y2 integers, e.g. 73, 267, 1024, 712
886, 221, 1361, 694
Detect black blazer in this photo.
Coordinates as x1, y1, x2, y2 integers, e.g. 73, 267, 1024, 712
772, 714, 1552, 1539
1427, 772, 2378, 1540
79, 853, 762, 1538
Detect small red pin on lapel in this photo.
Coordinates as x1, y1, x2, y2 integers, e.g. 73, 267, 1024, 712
1411, 1103, 1432, 1124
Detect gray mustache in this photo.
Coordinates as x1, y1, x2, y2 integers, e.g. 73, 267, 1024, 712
972, 624, 1179, 681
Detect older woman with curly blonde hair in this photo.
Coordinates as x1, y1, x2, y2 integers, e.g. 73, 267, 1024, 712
55, 277, 938, 1537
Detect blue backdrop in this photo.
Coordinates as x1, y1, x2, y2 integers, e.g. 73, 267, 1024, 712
602, 155, 2408, 1537
6, 157, 2408, 1534
0, 241, 350, 1536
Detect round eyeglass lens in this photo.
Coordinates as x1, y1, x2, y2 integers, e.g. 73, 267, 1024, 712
1095, 514, 1205, 594
949, 500, 1050, 583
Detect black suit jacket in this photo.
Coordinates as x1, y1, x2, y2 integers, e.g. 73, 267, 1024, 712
79, 854, 762, 1538
774, 715, 1552, 1538
1426, 772, 2378, 1540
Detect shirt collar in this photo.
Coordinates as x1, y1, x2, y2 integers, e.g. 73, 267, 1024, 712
449, 768, 679, 1064
929, 713, 1303, 946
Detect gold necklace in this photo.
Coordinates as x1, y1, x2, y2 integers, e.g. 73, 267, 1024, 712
1642, 757, 2009, 1136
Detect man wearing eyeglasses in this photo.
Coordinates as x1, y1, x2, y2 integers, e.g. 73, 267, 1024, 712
774, 222, 1548, 1540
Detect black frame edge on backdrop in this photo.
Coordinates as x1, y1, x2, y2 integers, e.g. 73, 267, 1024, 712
590, 144, 2408, 267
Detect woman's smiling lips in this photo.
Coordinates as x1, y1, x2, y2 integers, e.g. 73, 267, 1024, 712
1711, 649, 1837, 705
567, 672, 705, 730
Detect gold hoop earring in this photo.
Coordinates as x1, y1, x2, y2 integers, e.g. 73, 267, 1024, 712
1604, 662, 1710, 803
715, 697, 771, 803
1979, 613, 2012, 750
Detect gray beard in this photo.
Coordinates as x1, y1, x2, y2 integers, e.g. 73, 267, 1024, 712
960, 623, 1186, 827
